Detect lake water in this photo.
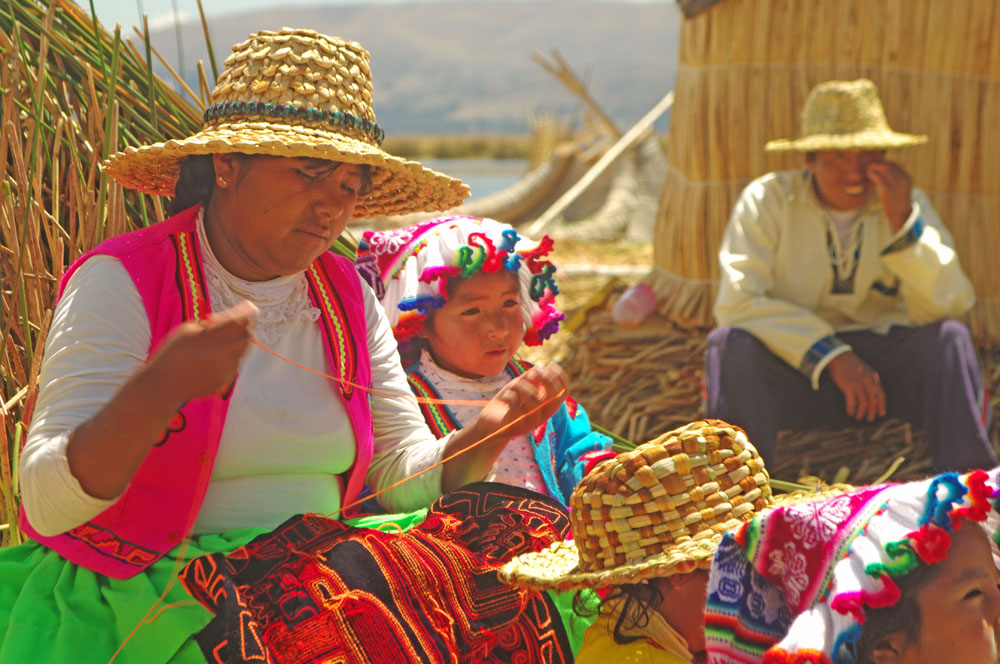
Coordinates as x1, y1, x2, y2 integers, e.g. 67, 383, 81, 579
420, 158, 529, 200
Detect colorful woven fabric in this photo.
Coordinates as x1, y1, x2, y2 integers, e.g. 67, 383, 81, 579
179, 483, 574, 663
355, 215, 564, 347
704, 468, 1000, 664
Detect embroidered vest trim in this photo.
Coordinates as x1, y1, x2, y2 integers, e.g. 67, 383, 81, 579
407, 372, 462, 438
306, 262, 357, 400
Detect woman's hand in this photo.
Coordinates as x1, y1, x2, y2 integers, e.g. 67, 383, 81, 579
146, 301, 258, 405
66, 302, 258, 501
866, 161, 913, 232
827, 351, 886, 422
440, 363, 569, 493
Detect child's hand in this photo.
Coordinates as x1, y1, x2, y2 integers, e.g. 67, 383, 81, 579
441, 363, 569, 492
477, 363, 569, 438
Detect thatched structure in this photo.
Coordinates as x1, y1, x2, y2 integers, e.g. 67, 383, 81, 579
653, 0, 1000, 343
559, 0, 1000, 484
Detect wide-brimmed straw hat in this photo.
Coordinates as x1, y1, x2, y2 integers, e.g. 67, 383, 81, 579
102, 28, 469, 218
764, 78, 928, 153
500, 420, 775, 592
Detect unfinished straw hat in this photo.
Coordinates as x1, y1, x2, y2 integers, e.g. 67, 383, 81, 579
103, 28, 469, 218
500, 420, 774, 592
764, 78, 928, 153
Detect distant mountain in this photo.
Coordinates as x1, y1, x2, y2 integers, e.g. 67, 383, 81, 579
142, 1, 680, 134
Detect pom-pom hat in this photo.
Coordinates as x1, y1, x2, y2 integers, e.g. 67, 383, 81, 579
704, 467, 1000, 664
103, 28, 469, 218
355, 215, 564, 347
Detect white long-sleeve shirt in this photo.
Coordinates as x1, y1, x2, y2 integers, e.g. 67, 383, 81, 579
21, 219, 452, 537
714, 170, 976, 389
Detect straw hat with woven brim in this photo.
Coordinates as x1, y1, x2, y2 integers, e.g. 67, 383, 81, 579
501, 420, 773, 592
103, 28, 469, 218
501, 419, 848, 592
764, 78, 927, 153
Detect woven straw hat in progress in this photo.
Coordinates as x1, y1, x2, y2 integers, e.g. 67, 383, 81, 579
765, 78, 928, 153
103, 28, 469, 218
501, 420, 775, 592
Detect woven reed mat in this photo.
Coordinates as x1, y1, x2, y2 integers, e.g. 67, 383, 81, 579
558, 287, 1000, 486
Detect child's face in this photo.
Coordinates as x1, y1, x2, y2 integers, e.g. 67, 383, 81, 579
422, 270, 525, 378
897, 523, 1000, 664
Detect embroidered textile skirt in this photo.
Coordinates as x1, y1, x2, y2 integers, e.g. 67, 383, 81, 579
0, 484, 592, 663
179, 483, 577, 663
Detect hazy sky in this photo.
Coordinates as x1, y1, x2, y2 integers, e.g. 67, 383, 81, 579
81, 0, 660, 31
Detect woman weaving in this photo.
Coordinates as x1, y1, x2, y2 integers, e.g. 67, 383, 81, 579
1, 28, 571, 664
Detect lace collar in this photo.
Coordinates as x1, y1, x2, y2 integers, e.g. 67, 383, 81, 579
197, 210, 320, 344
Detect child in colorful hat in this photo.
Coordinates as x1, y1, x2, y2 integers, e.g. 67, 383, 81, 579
356, 214, 612, 506
704, 467, 1000, 663
500, 420, 781, 664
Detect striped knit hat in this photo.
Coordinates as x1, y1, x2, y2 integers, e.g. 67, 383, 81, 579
705, 468, 1000, 663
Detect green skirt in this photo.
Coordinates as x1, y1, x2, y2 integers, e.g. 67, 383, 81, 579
0, 509, 593, 663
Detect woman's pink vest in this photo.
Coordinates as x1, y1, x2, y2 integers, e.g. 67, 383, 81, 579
20, 206, 373, 579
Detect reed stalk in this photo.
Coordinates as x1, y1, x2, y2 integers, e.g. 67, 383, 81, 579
0, 0, 206, 546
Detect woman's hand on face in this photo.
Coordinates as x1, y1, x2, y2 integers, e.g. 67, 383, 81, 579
475, 363, 569, 439
146, 301, 259, 405
866, 161, 913, 232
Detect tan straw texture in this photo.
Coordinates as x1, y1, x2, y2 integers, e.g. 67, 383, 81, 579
501, 419, 773, 592
765, 79, 927, 153
103, 28, 469, 217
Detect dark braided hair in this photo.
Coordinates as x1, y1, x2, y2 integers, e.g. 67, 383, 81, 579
168, 154, 374, 216
573, 581, 665, 645
169, 154, 217, 215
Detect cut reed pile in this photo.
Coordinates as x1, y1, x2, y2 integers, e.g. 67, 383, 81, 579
653, 0, 1000, 343
561, 286, 1000, 486
560, 302, 707, 448
0, 0, 207, 546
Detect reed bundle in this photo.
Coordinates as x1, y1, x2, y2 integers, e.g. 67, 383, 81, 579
653, 0, 1000, 343
560, 300, 708, 449
0, 0, 208, 546
562, 287, 1000, 486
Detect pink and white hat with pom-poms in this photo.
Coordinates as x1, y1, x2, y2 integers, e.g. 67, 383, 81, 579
355, 215, 564, 347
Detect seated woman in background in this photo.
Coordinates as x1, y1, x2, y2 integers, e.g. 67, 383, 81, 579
356, 214, 613, 507
705, 466, 1000, 663
1, 28, 572, 664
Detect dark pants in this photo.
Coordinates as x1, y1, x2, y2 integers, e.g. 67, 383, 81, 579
704, 320, 995, 472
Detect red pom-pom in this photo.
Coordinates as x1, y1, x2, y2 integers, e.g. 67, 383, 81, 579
908, 523, 952, 564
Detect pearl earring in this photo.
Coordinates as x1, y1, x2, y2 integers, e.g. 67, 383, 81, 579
217, 176, 228, 186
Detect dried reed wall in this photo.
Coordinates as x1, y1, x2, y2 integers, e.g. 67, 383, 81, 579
653, 0, 1000, 343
